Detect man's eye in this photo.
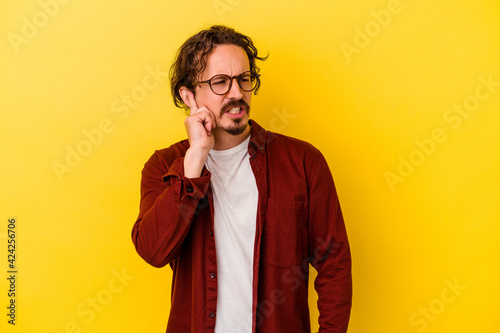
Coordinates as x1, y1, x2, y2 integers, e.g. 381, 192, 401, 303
239, 74, 252, 82
212, 79, 227, 85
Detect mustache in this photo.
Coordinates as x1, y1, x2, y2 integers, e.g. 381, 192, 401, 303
220, 99, 250, 116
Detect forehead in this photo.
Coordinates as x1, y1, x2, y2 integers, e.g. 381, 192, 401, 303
202, 44, 250, 79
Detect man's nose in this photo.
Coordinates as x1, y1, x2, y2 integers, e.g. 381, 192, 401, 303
226, 78, 243, 100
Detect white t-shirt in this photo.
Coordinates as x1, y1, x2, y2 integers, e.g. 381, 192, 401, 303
205, 136, 258, 333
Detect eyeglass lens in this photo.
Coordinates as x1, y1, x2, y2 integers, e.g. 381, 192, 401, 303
210, 72, 256, 94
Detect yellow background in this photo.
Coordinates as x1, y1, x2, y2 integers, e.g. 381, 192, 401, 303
1, 0, 499, 332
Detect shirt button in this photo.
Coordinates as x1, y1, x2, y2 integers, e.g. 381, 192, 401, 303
209, 231, 213, 237
210, 273, 216, 279
209, 312, 215, 318
186, 186, 194, 193
259, 146, 264, 151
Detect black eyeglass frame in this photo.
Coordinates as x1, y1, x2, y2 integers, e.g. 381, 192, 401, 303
196, 71, 261, 96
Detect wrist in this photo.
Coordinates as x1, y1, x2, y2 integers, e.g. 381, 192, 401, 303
184, 148, 209, 178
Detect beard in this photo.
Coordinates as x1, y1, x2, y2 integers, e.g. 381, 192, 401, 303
223, 118, 246, 135
219, 99, 250, 136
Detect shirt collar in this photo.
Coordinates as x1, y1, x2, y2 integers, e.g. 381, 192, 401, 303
248, 119, 267, 154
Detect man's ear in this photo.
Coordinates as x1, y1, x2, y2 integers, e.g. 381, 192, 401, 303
179, 86, 195, 109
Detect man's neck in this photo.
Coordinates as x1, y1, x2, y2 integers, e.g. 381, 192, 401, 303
212, 124, 251, 151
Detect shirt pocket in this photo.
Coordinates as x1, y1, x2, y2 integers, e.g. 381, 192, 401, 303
261, 198, 308, 268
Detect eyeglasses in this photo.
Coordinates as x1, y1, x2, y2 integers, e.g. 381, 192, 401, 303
196, 71, 261, 95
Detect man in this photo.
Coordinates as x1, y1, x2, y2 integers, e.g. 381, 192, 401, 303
132, 25, 352, 332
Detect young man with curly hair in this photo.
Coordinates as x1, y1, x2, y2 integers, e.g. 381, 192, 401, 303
132, 25, 352, 333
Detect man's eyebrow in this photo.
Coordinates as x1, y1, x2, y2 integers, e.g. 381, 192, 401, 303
202, 70, 250, 79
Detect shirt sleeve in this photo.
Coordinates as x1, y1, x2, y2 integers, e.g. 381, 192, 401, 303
307, 150, 352, 333
131, 150, 211, 268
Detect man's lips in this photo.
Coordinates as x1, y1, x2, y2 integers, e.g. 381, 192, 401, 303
221, 100, 249, 118
224, 106, 246, 118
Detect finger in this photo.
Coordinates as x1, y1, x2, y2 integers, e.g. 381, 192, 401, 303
186, 91, 199, 114
202, 107, 216, 130
201, 109, 216, 135
188, 107, 213, 136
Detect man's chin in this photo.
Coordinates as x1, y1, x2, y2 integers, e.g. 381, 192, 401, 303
222, 118, 249, 136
